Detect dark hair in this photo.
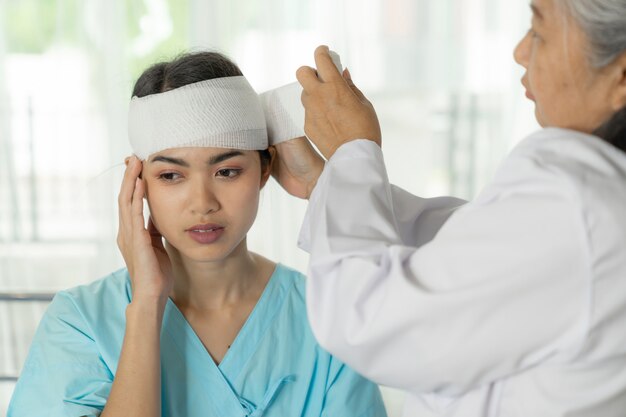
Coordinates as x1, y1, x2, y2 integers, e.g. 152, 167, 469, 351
132, 51, 272, 168
593, 107, 626, 153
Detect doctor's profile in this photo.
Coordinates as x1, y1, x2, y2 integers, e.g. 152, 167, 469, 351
273, 0, 626, 416
6, 51, 387, 417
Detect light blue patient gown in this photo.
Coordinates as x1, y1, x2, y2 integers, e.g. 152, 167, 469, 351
8, 264, 387, 417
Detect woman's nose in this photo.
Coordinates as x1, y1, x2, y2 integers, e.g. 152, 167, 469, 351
189, 179, 220, 215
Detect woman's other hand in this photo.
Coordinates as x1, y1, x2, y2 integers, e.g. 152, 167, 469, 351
117, 156, 173, 304
296, 45, 382, 160
271, 138, 325, 199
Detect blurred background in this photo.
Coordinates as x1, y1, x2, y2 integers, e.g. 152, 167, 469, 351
0, 0, 538, 415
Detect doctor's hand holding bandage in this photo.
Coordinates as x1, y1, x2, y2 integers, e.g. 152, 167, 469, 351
296, 45, 381, 159
273, 1, 626, 416
272, 46, 380, 199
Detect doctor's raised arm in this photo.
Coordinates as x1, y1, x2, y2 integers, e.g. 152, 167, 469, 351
273, 1, 626, 416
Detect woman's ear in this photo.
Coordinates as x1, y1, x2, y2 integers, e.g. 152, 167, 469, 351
260, 147, 276, 189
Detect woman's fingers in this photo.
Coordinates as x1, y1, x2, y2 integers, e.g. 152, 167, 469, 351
118, 156, 143, 233
131, 177, 147, 235
147, 217, 165, 250
271, 137, 325, 199
116, 158, 171, 300
118, 157, 141, 251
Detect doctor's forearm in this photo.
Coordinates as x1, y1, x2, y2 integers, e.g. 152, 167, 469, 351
101, 299, 166, 417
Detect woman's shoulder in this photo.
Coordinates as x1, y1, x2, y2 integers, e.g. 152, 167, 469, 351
22, 269, 131, 370
261, 263, 311, 332
273, 263, 307, 298
60, 267, 130, 302
50, 268, 131, 322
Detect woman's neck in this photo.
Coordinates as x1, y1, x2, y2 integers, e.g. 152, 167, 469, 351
166, 239, 271, 312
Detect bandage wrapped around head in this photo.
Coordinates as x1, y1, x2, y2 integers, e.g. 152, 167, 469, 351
128, 51, 343, 159
129, 76, 267, 159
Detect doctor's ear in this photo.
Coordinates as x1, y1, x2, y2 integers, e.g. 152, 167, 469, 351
611, 53, 626, 110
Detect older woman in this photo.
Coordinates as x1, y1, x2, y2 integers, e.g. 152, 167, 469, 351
273, 0, 626, 415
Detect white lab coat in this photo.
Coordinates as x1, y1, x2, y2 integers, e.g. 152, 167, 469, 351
298, 127, 626, 416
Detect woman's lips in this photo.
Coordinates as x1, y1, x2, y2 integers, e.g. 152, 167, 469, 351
186, 224, 225, 244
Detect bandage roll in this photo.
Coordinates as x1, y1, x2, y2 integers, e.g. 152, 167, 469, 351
260, 51, 343, 145
129, 76, 268, 160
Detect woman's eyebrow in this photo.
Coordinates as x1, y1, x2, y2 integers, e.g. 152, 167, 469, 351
149, 150, 245, 166
208, 150, 244, 165
150, 155, 189, 166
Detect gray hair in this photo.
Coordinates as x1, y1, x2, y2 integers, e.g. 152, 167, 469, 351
558, 0, 626, 68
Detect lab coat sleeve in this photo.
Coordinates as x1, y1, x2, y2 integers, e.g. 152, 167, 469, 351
298, 161, 466, 252
299, 139, 590, 397
321, 358, 388, 417
7, 292, 113, 417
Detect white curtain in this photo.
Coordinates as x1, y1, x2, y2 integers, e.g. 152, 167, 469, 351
0, 0, 537, 415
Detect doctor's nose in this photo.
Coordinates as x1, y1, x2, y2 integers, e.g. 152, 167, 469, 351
513, 30, 531, 69
189, 180, 220, 215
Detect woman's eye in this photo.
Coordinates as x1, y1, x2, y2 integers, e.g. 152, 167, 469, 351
216, 168, 241, 178
158, 172, 182, 181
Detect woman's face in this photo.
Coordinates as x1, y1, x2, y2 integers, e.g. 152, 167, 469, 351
514, 0, 622, 132
142, 147, 270, 263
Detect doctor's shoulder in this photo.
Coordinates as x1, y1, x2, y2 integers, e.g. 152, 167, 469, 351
507, 128, 626, 177
480, 128, 626, 202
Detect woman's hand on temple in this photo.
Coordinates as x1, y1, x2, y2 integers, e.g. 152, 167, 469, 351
296, 45, 382, 160
117, 156, 173, 304
271, 138, 325, 199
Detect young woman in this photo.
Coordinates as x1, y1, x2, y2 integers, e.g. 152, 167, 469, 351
274, 0, 626, 416
8, 52, 387, 417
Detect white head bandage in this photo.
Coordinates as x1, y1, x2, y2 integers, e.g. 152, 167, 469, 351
128, 52, 343, 159
129, 76, 268, 160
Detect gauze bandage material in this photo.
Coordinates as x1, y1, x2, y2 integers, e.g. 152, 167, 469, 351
261, 51, 343, 145
128, 76, 268, 160
128, 52, 343, 157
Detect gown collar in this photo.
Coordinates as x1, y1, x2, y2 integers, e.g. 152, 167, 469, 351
161, 263, 293, 416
